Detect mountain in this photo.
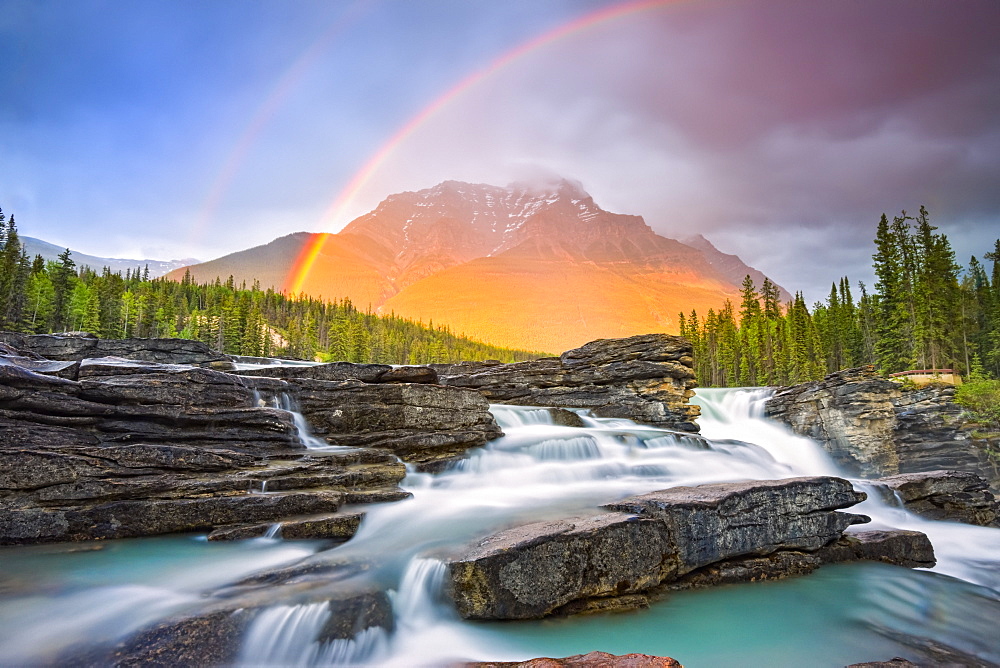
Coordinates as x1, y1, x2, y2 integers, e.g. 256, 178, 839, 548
681, 234, 793, 302
23, 236, 199, 279
169, 180, 785, 352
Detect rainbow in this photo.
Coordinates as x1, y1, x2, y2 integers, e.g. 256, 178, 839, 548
188, 0, 374, 248
284, 0, 678, 295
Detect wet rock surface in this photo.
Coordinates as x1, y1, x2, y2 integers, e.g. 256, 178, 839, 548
79, 586, 393, 667
433, 334, 700, 432
874, 470, 1000, 527
445, 476, 931, 621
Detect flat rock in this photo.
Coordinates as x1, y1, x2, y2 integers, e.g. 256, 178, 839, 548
207, 510, 365, 541
0, 331, 233, 368
603, 477, 869, 573
447, 477, 872, 620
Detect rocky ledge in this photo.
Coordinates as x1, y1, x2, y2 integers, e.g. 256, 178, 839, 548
0, 331, 234, 369
873, 470, 1000, 527
766, 367, 998, 489
444, 476, 934, 620
433, 334, 699, 432
0, 337, 500, 544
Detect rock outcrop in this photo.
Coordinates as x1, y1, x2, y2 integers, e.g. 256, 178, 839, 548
445, 476, 932, 621
0, 349, 411, 544
874, 470, 1000, 527
433, 334, 699, 432
0, 331, 234, 369
765, 367, 901, 477
766, 368, 998, 488
281, 377, 501, 465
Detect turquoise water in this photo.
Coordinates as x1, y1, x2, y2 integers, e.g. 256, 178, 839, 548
445, 563, 1000, 667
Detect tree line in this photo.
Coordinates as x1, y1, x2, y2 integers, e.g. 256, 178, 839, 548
0, 208, 544, 364
680, 207, 1000, 387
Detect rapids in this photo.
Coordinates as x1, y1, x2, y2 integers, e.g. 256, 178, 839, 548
1, 388, 998, 667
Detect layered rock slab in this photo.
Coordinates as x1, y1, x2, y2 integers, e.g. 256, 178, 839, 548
0, 348, 411, 544
446, 477, 883, 620
766, 368, 998, 488
0, 331, 233, 369
434, 333, 699, 432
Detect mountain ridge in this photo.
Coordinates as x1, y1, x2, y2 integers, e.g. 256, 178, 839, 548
22, 236, 199, 279
168, 180, 786, 352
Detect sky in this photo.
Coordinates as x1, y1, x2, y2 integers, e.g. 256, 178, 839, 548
2, 0, 999, 303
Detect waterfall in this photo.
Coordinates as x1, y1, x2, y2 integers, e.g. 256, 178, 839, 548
252, 389, 338, 450
4, 390, 999, 667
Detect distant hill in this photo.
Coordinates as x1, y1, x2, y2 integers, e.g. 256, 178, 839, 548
22, 236, 199, 279
168, 180, 788, 352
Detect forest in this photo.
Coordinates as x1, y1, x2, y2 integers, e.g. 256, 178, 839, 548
680, 207, 1000, 387
0, 209, 543, 364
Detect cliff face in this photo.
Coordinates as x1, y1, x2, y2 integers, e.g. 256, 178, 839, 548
765, 367, 901, 477
766, 368, 998, 489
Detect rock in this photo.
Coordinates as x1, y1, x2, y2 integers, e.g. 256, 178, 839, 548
874, 470, 1000, 527
548, 408, 586, 427
0, 490, 345, 543
282, 378, 503, 465
816, 530, 936, 568
103, 609, 253, 668
765, 366, 901, 477
844, 660, 919, 668
238, 360, 438, 384
447, 513, 675, 620
891, 386, 994, 483
207, 510, 365, 541
0, 353, 409, 544
766, 370, 998, 488
446, 476, 872, 620
603, 477, 869, 573
460, 652, 683, 668
0, 331, 234, 368
96, 587, 393, 667
434, 334, 699, 432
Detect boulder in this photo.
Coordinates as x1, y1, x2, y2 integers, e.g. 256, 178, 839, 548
602, 477, 868, 572
281, 378, 502, 465
874, 470, 1000, 527
446, 476, 879, 620
434, 334, 699, 432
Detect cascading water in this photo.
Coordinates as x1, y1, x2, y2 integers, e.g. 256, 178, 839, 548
2, 388, 999, 666
252, 389, 338, 450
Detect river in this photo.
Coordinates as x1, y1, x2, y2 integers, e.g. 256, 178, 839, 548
1, 387, 998, 666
